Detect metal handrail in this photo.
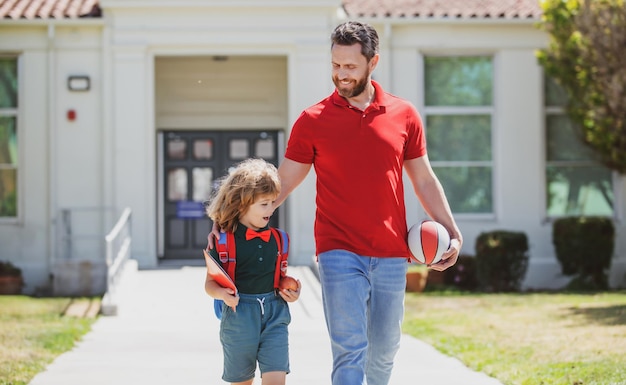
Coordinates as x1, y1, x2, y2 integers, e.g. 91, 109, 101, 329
101, 208, 132, 316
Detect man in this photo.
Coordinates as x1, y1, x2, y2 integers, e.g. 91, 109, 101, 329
274, 21, 462, 385
211, 20, 462, 385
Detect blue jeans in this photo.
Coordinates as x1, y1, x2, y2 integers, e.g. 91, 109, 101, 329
318, 250, 407, 385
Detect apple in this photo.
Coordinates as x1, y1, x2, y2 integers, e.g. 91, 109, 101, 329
279, 275, 298, 291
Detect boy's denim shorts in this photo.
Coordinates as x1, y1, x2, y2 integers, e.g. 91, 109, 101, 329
219, 291, 291, 383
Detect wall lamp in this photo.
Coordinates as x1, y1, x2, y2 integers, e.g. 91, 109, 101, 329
67, 75, 90, 91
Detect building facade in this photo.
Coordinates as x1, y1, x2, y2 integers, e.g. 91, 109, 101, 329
0, 0, 624, 295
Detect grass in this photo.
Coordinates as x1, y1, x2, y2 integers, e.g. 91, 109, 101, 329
2, 291, 625, 385
403, 291, 626, 385
0, 296, 97, 385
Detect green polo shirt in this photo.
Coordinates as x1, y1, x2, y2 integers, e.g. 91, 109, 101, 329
209, 224, 279, 294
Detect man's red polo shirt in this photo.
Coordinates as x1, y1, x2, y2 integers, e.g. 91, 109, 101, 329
285, 80, 426, 258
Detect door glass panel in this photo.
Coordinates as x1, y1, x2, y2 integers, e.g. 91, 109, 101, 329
167, 139, 186, 160
229, 139, 249, 160
168, 219, 185, 247
194, 219, 211, 248
192, 167, 213, 202
167, 168, 188, 201
255, 138, 275, 159
193, 139, 213, 160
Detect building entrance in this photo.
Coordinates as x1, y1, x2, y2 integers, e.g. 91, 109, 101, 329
157, 130, 282, 259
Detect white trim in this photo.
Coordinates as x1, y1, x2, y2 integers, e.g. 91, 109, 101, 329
46, 24, 57, 268
423, 106, 494, 115
491, 52, 500, 222
156, 132, 164, 257
102, 23, 114, 232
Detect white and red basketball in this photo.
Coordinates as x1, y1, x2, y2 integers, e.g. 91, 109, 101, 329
407, 220, 451, 265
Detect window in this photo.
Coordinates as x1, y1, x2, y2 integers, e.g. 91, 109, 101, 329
0, 57, 18, 218
544, 77, 614, 217
424, 56, 493, 214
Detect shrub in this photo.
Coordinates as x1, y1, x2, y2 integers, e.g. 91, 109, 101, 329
444, 254, 478, 291
552, 216, 614, 290
475, 231, 529, 292
0, 261, 22, 277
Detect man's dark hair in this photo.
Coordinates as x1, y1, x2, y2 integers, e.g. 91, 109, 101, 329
331, 21, 379, 61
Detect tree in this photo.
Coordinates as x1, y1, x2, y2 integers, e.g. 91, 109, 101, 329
537, 0, 626, 174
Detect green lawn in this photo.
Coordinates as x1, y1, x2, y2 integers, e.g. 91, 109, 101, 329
403, 291, 626, 385
2, 292, 626, 385
0, 296, 96, 385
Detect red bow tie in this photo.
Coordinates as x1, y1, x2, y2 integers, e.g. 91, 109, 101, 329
246, 228, 271, 242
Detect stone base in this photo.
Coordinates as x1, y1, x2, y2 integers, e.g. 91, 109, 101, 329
52, 260, 106, 297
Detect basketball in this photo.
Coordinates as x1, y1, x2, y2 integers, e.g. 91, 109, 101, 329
279, 275, 299, 291
407, 220, 451, 265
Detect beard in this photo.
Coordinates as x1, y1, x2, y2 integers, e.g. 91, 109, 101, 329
333, 71, 370, 99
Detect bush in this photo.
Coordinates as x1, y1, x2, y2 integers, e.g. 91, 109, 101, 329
552, 216, 614, 290
444, 254, 478, 291
0, 261, 22, 277
475, 231, 529, 292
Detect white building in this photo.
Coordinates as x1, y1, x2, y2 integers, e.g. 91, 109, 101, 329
0, 0, 624, 295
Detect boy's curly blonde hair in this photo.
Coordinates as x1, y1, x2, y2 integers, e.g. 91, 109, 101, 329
206, 158, 280, 233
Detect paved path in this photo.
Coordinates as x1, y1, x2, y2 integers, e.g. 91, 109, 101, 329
29, 262, 504, 385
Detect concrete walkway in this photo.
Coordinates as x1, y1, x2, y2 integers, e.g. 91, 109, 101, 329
29, 262, 504, 385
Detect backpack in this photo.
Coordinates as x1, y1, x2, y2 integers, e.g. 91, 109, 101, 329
212, 227, 289, 319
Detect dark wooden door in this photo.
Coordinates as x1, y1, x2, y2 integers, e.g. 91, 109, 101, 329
159, 130, 281, 259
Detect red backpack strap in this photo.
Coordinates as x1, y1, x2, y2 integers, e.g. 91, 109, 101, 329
270, 228, 289, 289
215, 232, 237, 283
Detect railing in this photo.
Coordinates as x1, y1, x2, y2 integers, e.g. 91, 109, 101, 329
101, 208, 132, 316
57, 207, 115, 260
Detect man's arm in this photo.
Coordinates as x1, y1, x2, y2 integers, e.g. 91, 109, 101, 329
207, 158, 311, 248
275, 158, 312, 208
404, 155, 463, 271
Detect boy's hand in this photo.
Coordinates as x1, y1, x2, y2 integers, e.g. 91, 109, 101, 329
221, 287, 239, 312
278, 280, 301, 302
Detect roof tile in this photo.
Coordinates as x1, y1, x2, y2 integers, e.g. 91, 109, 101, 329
0, 0, 100, 19
0, 0, 541, 20
342, 0, 542, 20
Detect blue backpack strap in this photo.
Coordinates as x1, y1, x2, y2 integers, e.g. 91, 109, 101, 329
276, 228, 289, 255
215, 232, 236, 281
216, 232, 228, 263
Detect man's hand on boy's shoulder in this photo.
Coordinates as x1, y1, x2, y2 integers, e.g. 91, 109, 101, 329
207, 222, 223, 249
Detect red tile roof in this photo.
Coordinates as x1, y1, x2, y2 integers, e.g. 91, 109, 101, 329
0, 0, 100, 19
0, 0, 541, 20
343, 0, 542, 20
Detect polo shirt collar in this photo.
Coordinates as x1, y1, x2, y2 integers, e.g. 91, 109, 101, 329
331, 80, 385, 111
